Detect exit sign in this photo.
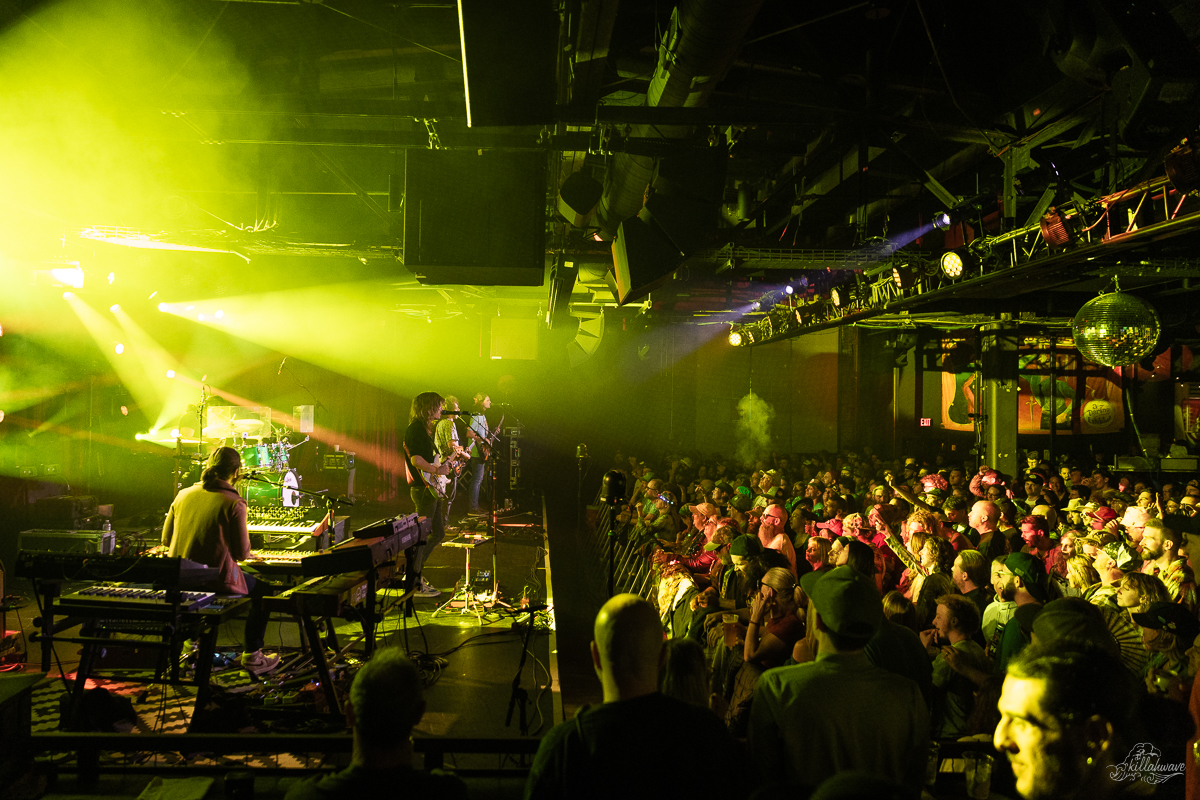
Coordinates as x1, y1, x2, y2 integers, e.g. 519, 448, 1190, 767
919, 418, 932, 427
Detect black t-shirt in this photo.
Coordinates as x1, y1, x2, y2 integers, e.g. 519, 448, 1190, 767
286, 764, 467, 800
404, 418, 435, 488
525, 692, 744, 800
865, 618, 934, 707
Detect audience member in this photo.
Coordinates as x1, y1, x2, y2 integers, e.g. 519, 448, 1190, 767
286, 649, 467, 800
526, 594, 742, 799
750, 567, 928, 792
922, 593, 991, 738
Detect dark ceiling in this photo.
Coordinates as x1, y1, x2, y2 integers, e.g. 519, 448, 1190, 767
4, 0, 1200, 344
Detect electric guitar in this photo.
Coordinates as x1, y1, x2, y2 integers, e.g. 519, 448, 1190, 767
474, 413, 505, 460
428, 445, 471, 499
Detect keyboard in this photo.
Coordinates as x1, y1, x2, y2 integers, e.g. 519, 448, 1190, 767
247, 506, 330, 535
59, 584, 216, 613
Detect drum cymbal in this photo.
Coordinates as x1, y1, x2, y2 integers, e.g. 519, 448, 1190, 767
233, 419, 266, 431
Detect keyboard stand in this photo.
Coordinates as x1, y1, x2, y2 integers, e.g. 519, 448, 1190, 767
433, 535, 494, 625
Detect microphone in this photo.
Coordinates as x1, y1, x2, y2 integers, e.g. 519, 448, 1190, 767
441, 410, 464, 415
278, 357, 286, 375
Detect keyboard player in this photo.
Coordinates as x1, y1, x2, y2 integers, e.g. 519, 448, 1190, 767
158, 446, 280, 675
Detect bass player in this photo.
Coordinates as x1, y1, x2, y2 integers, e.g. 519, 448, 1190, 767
433, 395, 470, 525
403, 391, 452, 598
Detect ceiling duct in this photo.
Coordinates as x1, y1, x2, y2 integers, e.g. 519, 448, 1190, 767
594, 0, 767, 238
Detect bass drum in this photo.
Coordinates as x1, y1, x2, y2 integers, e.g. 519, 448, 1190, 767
244, 469, 301, 507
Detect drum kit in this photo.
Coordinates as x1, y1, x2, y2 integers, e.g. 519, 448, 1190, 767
170, 398, 311, 507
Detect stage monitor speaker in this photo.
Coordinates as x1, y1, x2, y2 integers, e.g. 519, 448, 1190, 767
491, 317, 540, 360
403, 149, 546, 286
611, 216, 684, 305
557, 172, 603, 227
457, 0, 558, 128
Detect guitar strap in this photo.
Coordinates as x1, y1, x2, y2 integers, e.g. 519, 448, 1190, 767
401, 441, 421, 488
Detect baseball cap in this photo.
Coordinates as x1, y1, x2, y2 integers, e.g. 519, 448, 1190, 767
693, 502, 718, 517
1102, 541, 1142, 572
799, 565, 882, 641
1065, 497, 1088, 513
1005, 552, 1049, 602
1132, 601, 1200, 644
730, 535, 763, 557
1088, 506, 1118, 530
714, 480, 734, 496
1120, 506, 1150, 528
1032, 598, 1121, 659
1076, 531, 1118, 550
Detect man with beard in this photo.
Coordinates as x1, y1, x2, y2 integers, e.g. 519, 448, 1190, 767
921, 594, 991, 738
994, 643, 1141, 800
1018, 516, 1059, 572
1140, 516, 1197, 613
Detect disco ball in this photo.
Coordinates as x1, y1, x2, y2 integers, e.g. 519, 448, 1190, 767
1071, 292, 1160, 367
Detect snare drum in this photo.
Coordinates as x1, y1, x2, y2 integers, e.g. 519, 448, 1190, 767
243, 469, 301, 507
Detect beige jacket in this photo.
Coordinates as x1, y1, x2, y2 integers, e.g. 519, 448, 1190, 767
161, 479, 250, 594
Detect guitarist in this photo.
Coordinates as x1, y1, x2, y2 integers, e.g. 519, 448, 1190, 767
403, 391, 449, 598
464, 392, 494, 516
434, 396, 470, 525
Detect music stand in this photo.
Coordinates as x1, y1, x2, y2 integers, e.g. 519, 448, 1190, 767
432, 533, 495, 625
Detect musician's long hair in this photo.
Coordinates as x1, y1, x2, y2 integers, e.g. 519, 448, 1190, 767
409, 391, 444, 425
202, 446, 241, 486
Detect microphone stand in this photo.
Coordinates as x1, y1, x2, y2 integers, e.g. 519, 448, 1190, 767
504, 603, 542, 735
241, 474, 354, 546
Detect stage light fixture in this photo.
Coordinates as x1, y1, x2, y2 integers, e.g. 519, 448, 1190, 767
109, 304, 120, 313
784, 285, 794, 295
1166, 140, 1200, 195
932, 212, 952, 230
751, 300, 762, 311
729, 329, 743, 347
62, 291, 73, 299
120, 405, 128, 416
157, 302, 168, 312
215, 310, 224, 319
940, 251, 964, 278
1039, 208, 1072, 248
165, 369, 176, 379
892, 263, 918, 290
107, 272, 115, 285
198, 314, 206, 321
114, 343, 124, 355
170, 428, 180, 438
830, 284, 855, 308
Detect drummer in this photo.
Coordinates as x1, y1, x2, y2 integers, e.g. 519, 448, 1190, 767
159, 447, 280, 675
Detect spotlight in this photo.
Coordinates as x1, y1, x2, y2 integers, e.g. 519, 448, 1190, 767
1039, 208, 1072, 249
107, 272, 115, 285
784, 285, 794, 295
1166, 140, 1200, 195
198, 314, 206, 321
830, 284, 855, 308
120, 405, 128, 416
114, 343, 124, 355
932, 212, 952, 230
109, 304, 120, 312
165, 369, 176, 379
215, 310, 224, 319
62, 291, 73, 299
940, 251, 964, 278
158, 302, 168, 312
751, 300, 762, 311
170, 428, 180, 438
729, 329, 743, 347
892, 263, 918, 290
185, 305, 194, 312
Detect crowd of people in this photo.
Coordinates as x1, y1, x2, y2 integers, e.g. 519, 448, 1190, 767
559, 446, 1200, 798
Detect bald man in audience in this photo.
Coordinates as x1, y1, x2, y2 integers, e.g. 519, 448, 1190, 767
525, 594, 743, 800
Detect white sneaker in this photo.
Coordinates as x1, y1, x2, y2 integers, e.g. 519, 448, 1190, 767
240, 650, 281, 675
414, 577, 442, 598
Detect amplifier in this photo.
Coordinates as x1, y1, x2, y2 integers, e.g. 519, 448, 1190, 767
18, 529, 114, 556
322, 452, 355, 471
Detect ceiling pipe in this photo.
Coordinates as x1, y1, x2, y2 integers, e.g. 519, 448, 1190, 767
594, 0, 767, 239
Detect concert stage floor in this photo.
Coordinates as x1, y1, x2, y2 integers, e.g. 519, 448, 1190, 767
7, 499, 564, 800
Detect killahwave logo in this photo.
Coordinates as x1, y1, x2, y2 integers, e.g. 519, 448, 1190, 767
1109, 742, 1184, 785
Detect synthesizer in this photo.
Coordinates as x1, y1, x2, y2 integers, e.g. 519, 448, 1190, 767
59, 584, 217, 613
247, 506, 329, 535
16, 552, 219, 588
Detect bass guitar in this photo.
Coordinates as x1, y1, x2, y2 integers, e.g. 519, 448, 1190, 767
427, 445, 471, 499
474, 413, 505, 460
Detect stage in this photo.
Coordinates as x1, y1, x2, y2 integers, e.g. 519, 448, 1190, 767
3, 494, 595, 800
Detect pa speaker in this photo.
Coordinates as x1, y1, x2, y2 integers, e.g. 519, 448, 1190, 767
611, 217, 683, 305
458, 0, 558, 128
557, 171, 603, 227
403, 149, 546, 285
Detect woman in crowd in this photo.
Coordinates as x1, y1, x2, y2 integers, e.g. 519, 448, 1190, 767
1115, 572, 1170, 624
743, 568, 805, 670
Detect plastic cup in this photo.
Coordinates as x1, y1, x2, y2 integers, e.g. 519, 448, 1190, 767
964, 751, 993, 799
